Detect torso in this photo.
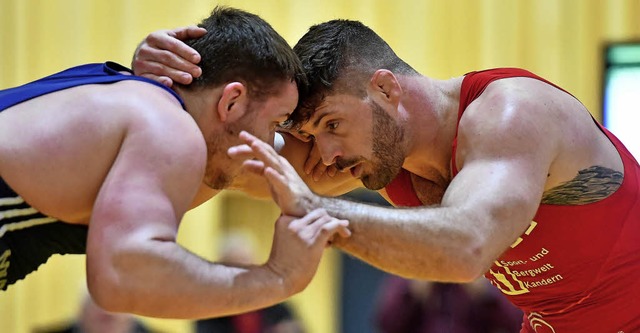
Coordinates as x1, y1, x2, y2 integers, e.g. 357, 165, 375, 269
0, 63, 214, 289
0, 82, 132, 224
384, 68, 640, 331
0, 75, 213, 224
486, 126, 639, 332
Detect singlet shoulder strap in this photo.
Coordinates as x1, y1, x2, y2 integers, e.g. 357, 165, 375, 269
451, 68, 574, 176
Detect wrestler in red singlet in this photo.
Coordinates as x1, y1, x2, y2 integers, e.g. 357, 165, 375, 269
385, 68, 640, 332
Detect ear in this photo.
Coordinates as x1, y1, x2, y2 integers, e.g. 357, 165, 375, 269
369, 69, 402, 108
217, 82, 248, 123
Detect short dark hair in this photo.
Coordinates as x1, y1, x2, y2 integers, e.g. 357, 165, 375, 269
180, 6, 306, 101
287, 19, 417, 129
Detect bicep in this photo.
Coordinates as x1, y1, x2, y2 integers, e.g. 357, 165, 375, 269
86, 108, 204, 278
444, 157, 545, 252
445, 121, 554, 260
446, 87, 563, 255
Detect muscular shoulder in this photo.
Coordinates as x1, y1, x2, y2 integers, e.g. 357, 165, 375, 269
461, 78, 566, 141
82, 80, 206, 182
99, 81, 194, 135
92, 80, 185, 120
456, 77, 562, 169
106, 81, 206, 213
103, 80, 206, 174
464, 78, 549, 128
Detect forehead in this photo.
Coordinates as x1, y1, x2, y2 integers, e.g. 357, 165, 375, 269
300, 93, 363, 131
264, 81, 298, 112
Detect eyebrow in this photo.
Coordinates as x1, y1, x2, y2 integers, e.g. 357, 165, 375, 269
312, 111, 331, 129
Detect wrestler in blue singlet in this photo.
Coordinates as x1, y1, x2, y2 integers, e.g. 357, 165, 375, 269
0, 62, 184, 290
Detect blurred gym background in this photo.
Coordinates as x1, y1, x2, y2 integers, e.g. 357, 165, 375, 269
0, 1, 638, 332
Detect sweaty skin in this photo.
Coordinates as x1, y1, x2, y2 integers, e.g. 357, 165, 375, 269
131, 25, 625, 282
0, 74, 349, 319
133, 21, 639, 332
230, 74, 624, 282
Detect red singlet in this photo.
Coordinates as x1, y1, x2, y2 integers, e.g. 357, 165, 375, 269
384, 68, 640, 332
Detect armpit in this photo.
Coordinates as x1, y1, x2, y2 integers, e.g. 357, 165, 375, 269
541, 166, 623, 205
411, 173, 448, 206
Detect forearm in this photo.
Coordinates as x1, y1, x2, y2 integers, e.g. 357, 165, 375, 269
316, 197, 488, 282
88, 240, 290, 319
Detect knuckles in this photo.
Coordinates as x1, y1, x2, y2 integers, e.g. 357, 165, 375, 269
146, 31, 167, 45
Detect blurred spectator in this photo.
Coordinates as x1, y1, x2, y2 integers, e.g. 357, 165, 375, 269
374, 277, 522, 333
196, 303, 303, 333
35, 294, 151, 333
195, 231, 305, 333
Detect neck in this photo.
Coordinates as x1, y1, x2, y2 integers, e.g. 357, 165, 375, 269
173, 86, 224, 133
173, 86, 206, 121
397, 74, 463, 181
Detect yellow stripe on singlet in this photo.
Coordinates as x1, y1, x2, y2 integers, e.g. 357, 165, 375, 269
0, 195, 59, 237
0, 196, 24, 206
0, 216, 58, 238
0, 207, 38, 220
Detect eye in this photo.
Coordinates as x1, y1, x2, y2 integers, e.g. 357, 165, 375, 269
270, 121, 282, 131
274, 116, 290, 128
297, 131, 314, 142
327, 121, 339, 131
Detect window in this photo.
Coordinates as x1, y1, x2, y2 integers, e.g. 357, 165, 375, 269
603, 42, 640, 159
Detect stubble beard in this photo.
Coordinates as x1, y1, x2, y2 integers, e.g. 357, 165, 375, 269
203, 120, 248, 190
360, 100, 405, 190
203, 142, 233, 190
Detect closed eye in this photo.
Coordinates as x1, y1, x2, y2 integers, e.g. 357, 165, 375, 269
297, 131, 314, 142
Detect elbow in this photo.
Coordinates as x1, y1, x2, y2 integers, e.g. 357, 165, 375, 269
447, 219, 501, 282
86, 255, 138, 314
87, 275, 132, 313
449, 242, 494, 283
454, 258, 488, 283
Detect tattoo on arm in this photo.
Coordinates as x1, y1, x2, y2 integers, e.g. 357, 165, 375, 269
541, 166, 623, 205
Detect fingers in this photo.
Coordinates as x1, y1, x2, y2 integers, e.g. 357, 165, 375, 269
312, 163, 329, 182
241, 159, 267, 175
239, 131, 279, 156
292, 208, 327, 223
228, 144, 256, 160
132, 55, 193, 86
304, 141, 322, 175
318, 219, 351, 239
304, 141, 337, 181
229, 143, 279, 178
235, 131, 313, 216
162, 28, 203, 64
287, 209, 351, 241
170, 26, 207, 52
238, 131, 283, 169
262, 166, 291, 197
327, 165, 338, 178
137, 73, 173, 88
241, 162, 292, 202
307, 159, 338, 181
134, 39, 202, 80
132, 29, 203, 86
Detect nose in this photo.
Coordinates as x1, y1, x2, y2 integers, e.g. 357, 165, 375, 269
316, 139, 341, 166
